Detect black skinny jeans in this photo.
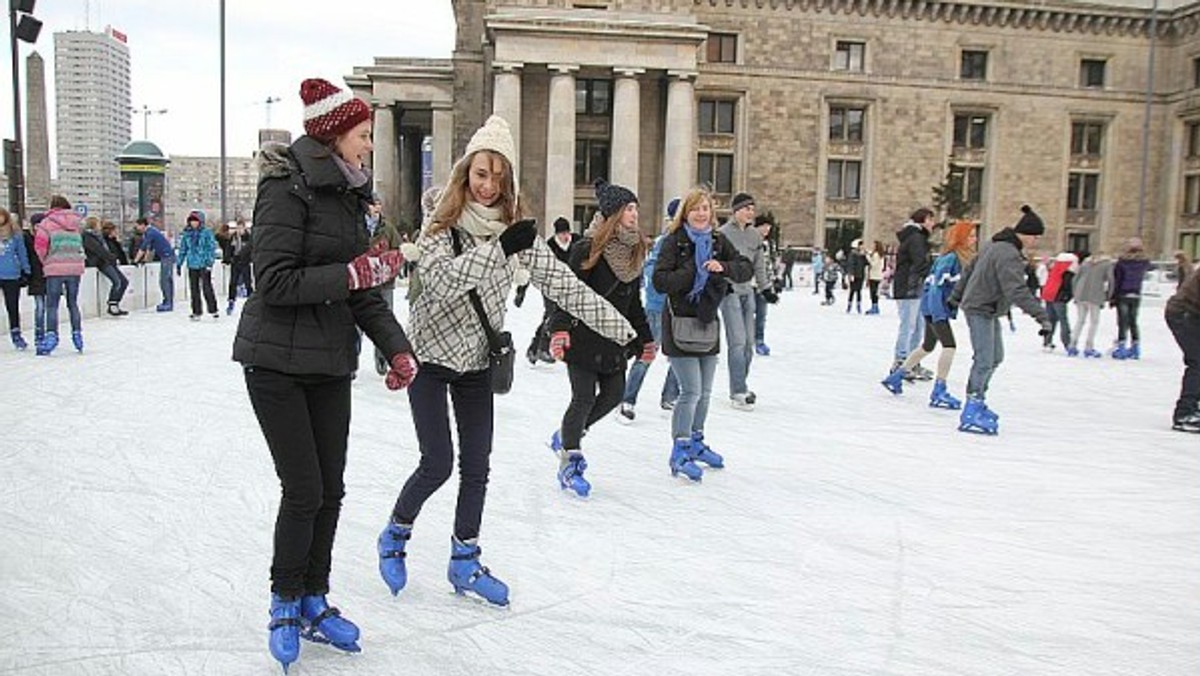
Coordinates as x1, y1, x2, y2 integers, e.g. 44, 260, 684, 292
1, 279, 21, 330
561, 364, 626, 450
395, 363, 493, 542
868, 279, 880, 305
848, 277, 864, 305
244, 367, 352, 598
1167, 311, 1200, 419
188, 268, 218, 316
1116, 296, 1141, 343
227, 260, 254, 302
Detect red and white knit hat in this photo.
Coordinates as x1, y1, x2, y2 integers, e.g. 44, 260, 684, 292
299, 78, 370, 141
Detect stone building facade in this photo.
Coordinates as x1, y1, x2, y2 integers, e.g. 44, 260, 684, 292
349, 0, 1200, 259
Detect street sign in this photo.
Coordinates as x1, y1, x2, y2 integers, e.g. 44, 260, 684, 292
75, 204, 88, 217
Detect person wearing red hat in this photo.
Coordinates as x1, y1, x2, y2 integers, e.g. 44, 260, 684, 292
233, 77, 416, 672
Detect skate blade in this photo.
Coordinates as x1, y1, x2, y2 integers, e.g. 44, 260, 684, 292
929, 401, 961, 410
958, 423, 998, 435
451, 586, 511, 608
301, 629, 362, 653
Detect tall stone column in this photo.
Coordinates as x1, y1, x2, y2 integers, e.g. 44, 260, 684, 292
492, 63, 523, 165
610, 68, 643, 193
371, 104, 400, 226
545, 64, 578, 233
662, 71, 697, 208
431, 104, 454, 189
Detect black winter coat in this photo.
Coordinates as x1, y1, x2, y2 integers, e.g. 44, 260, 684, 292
83, 230, 116, 268
892, 224, 931, 300
22, 230, 45, 296
232, 136, 411, 376
550, 238, 652, 374
103, 235, 129, 265
652, 227, 753, 357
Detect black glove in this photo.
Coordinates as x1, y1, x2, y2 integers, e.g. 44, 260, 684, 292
18, 274, 29, 288
499, 219, 538, 257
761, 288, 780, 304
513, 283, 528, 307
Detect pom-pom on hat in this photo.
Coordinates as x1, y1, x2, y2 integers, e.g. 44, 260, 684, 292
1013, 204, 1045, 236
730, 192, 756, 213
553, 216, 572, 234
300, 78, 371, 141
593, 178, 637, 218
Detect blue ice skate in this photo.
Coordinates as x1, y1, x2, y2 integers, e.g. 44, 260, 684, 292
448, 536, 509, 606
268, 594, 301, 673
35, 331, 57, 356
547, 429, 564, 454
557, 451, 591, 497
71, 330, 84, 353
669, 438, 703, 482
10, 328, 26, 350
755, 342, 771, 356
928, 380, 961, 410
1111, 342, 1129, 359
1083, 348, 1103, 358
958, 397, 998, 435
299, 595, 361, 653
377, 520, 412, 596
1065, 346, 1079, 357
881, 368, 905, 395
1127, 342, 1140, 360
689, 431, 724, 468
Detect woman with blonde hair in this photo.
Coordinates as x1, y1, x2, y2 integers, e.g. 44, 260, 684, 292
377, 115, 634, 605
0, 207, 31, 348
651, 187, 753, 481
882, 219, 977, 409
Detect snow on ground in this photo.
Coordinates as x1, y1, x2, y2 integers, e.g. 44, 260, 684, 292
1, 283, 1197, 676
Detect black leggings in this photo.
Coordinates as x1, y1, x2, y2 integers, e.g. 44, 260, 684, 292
394, 363, 493, 541
848, 277, 864, 304
868, 280, 880, 304
1, 279, 20, 330
920, 317, 957, 352
244, 367, 352, 597
561, 364, 625, 450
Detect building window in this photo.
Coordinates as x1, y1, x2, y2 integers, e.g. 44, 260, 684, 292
824, 218, 863, 256
960, 166, 985, 206
826, 159, 862, 200
1180, 232, 1200, 261
697, 153, 734, 194
833, 41, 865, 72
829, 106, 865, 142
1071, 121, 1104, 156
1194, 57, 1200, 89
1188, 121, 1200, 159
1080, 59, 1107, 88
1066, 231, 1092, 255
575, 79, 611, 116
1067, 172, 1100, 211
699, 100, 736, 135
1185, 175, 1200, 215
707, 33, 737, 63
952, 114, 988, 150
575, 139, 609, 186
960, 50, 988, 81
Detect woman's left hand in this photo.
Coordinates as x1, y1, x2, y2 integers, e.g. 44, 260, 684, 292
703, 260, 724, 273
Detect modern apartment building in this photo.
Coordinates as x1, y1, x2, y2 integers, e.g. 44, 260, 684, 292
163, 155, 260, 229
54, 26, 131, 221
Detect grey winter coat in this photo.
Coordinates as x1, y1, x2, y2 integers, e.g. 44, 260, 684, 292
1071, 257, 1114, 305
954, 228, 1048, 322
717, 220, 768, 295
232, 137, 411, 376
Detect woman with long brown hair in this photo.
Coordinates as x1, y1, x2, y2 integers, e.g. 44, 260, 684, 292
547, 179, 653, 497
881, 219, 977, 408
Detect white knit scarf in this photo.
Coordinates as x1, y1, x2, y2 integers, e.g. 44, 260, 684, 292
457, 201, 509, 240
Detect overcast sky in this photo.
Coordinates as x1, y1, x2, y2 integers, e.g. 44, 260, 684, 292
1, 0, 455, 167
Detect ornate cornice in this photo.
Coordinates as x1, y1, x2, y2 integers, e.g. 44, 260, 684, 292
696, 0, 1200, 39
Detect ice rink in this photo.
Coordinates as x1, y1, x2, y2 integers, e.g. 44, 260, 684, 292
2, 281, 1197, 675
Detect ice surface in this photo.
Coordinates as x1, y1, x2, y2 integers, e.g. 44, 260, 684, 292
1, 284, 1197, 675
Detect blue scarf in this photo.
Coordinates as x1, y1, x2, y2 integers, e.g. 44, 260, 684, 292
683, 224, 713, 303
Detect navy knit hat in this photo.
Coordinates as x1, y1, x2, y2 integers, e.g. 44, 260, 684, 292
730, 192, 755, 213
594, 178, 637, 218
665, 197, 680, 220
1013, 205, 1045, 236
553, 216, 571, 234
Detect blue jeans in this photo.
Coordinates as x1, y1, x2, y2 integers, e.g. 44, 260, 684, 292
669, 354, 718, 439
754, 292, 767, 344
720, 292, 756, 395
622, 308, 679, 406
966, 313, 1005, 399
159, 258, 175, 306
98, 264, 128, 305
45, 276, 82, 335
893, 298, 924, 361
34, 294, 45, 337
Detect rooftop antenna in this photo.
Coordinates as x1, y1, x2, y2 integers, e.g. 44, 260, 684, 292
263, 96, 281, 127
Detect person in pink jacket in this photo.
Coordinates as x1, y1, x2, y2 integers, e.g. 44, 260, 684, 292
33, 195, 86, 355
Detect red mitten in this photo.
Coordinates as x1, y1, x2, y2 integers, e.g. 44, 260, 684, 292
385, 352, 419, 390
640, 341, 657, 363
549, 331, 571, 361
347, 249, 404, 290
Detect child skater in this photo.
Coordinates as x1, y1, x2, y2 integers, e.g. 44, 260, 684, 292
881, 220, 977, 408
377, 115, 634, 606
0, 208, 31, 349
651, 187, 753, 481
547, 179, 654, 497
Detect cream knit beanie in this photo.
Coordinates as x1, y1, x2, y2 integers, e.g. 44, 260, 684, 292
461, 115, 519, 195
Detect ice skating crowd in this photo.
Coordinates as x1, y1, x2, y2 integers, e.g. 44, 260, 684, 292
2, 77, 1197, 672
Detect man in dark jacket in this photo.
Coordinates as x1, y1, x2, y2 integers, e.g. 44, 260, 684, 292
82, 217, 128, 316
521, 216, 578, 364
1165, 265, 1200, 432
891, 207, 935, 378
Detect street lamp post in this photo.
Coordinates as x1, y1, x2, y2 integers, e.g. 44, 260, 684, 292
7, 0, 42, 225
138, 105, 168, 139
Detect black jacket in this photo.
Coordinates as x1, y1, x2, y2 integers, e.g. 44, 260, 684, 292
21, 230, 45, 295
103, 235, 129, 265
82, 230, 116, 268
550, 238, 652, 374
892, 224, 931, 300
652, 227, 753, 357
232, 136, 411, 376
